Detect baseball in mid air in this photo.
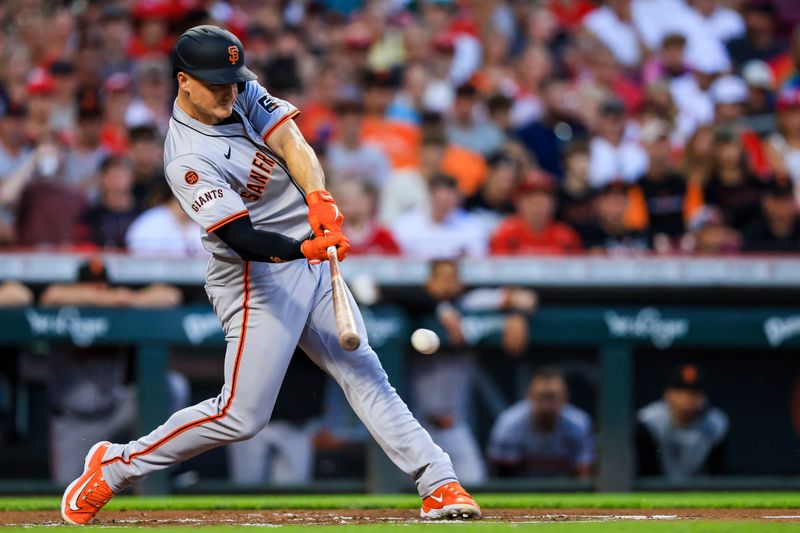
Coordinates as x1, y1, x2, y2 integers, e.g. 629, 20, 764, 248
411, 328, 440, 355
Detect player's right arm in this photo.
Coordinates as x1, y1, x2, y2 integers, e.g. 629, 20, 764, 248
164, 155, 340, 262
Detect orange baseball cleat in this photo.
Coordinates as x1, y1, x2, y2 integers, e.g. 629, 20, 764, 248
61, 441, 116, 525
420, 481, 481, 519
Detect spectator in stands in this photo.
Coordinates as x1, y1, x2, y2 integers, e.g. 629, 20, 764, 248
334, 179, 400, 255
708, 75, 769, 177
378, 116, 443, 225
464, 152, 519, 234
765, 86, 800, 187
703, 128, 765, 231
630, 120, 692, 242
581, 181, 652, 255
0, 103, 31, 245
125, 182, 207, 258
636, 364, 728, 479
77, 156, 139, 250
741, 59, 777, 138
63, 103, 106, 196
556, 140, 595, 230
743, 178, 800, 251
726, 0, 787, 69
515, 78, 585, 178
588, 99, 648, 187
446, 84, 503, 158
393, 174, 487, 258
487, 366, 594, 478
582, 0, 643, 69
125, 58, 171, 134
691, 0, 745, 44
683, 125, 716, 187
394, 259, 538, 484
40, 258, 187, 484
642, 33, 689, 86
360, 69, 420, 171
11, 139, 87, 248
326, 99, 391, 188
127, 125, 164, 207
491, 171, 582, 255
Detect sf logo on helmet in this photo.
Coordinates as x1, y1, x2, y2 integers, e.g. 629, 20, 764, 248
227, 45, 239, 65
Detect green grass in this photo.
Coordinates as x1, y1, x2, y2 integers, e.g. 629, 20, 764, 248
2, 492, 800, 512
2, 523, 800, 532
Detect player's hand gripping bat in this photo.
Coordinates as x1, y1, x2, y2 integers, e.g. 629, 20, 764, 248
327, 244, 360, 351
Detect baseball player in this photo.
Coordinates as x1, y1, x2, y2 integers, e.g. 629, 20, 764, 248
61, 25, 480, 524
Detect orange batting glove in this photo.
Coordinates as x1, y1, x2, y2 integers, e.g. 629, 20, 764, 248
301, 232, 351, 262
307, 190, 344, 237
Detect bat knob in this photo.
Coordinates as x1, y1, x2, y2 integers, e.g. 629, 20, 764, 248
340, 332, 360, 351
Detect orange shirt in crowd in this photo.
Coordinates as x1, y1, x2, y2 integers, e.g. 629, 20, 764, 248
440, 145, 488, 196
490, 216, 583, 255
360, 116, 420, 170
296, 101, 335, 146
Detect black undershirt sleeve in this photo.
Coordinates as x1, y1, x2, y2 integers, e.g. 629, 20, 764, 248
213, 215, 304, 263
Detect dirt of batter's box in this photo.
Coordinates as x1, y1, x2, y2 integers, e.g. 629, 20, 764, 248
3, 508, 800, 526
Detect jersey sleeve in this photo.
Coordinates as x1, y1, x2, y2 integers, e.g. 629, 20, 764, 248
165, 155, 249, 233
238, 80, 300, 143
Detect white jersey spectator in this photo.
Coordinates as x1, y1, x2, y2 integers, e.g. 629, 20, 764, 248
583, 2, 643, 68
126, 197, 208, 257
588, 99, 649, 187
392, 175, 487, 258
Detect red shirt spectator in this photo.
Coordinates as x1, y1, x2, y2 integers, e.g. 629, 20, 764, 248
335, 179, 400, 255
490, 171, 582, 255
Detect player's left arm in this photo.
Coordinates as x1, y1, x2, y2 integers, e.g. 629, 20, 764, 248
267, 116, 346, 244
238, 80, 344, 238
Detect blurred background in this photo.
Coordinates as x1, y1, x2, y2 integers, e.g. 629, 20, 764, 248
0, 0, 800, 495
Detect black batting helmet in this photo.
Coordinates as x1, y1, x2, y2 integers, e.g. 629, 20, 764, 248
172, 25, 257, 85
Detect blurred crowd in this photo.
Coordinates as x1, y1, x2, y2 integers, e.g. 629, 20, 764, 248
0, 0, 800, 256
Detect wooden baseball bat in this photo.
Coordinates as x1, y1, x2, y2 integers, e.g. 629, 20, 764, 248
327, 245, 360, 351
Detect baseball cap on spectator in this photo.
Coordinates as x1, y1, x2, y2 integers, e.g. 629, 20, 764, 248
668, 364, 706, 391
103, 72, 133, 95
77, 258, 110, 284
26, 68, 56, 95
741, 60, 775, 90
361, 68, 401, 90
515, 170, 555, 196
709, 75, 748, 105
776, 87, 800, 111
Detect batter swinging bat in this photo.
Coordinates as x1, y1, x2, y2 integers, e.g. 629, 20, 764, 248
327, 245, 360, 351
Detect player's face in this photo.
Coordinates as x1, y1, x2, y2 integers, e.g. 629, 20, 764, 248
665, 388, 706, 425
179, 73, 238, 124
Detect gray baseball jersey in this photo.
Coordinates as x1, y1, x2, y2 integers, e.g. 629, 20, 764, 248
98, 82, 458, 498
164, 81, 309, 257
